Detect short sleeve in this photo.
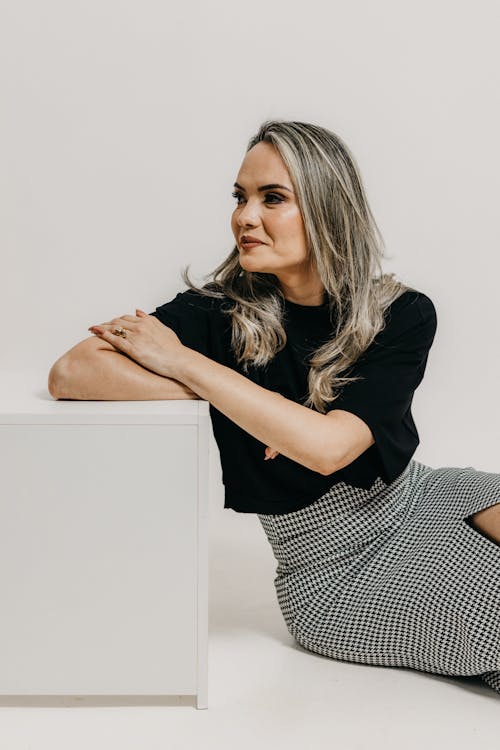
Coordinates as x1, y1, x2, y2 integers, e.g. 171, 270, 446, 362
149, 289, 214, 359
327, 291, 437, 484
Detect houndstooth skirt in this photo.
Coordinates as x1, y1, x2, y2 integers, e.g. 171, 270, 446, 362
257, 459, 500, 696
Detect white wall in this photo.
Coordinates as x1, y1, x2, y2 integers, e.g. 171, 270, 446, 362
1, 0, 499, 504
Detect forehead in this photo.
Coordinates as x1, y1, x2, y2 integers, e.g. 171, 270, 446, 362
236, 141, 290, 183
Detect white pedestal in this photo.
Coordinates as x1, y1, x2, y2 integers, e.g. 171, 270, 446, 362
0, 371, 209, 709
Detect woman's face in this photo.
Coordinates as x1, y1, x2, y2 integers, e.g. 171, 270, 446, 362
231, 141, 310, 280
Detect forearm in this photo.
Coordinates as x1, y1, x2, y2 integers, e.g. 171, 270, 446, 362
49, 351, 201, 401
175, 349, 333, 474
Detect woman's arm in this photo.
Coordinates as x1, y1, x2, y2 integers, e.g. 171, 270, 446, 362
173, 348, 343, 475
48, 337, 201, 401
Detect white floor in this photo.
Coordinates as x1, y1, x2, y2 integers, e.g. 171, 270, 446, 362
0, 507, 498, 749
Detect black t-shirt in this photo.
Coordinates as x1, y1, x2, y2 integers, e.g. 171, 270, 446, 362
149, 287, 437, 515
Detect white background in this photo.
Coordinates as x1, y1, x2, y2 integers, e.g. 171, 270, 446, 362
1, 0, 500, 741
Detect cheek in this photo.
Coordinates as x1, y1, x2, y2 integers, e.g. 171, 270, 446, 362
274, 207, 305, 237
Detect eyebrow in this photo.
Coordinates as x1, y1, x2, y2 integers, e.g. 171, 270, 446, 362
233, 182, 294, 194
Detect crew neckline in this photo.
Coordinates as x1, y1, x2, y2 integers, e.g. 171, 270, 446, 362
284, 296, 330, 310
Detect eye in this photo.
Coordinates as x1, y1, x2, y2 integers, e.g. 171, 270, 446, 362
231, 191, 283, 205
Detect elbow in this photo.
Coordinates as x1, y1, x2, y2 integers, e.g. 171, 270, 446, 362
47, 358, 70, 399
317, 464, 336, 477
317, 452, 342, 477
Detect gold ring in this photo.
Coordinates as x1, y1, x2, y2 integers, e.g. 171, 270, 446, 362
112, 326, 127, 338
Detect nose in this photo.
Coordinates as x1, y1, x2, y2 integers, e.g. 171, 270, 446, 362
235, 199, 260, 228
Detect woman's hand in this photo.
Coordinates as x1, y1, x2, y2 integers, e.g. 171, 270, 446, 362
264, 447, 280, 460
88, 309, 187, 379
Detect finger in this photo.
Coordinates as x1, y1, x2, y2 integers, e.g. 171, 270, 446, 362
120, 314, 141, 322
108, 315, 140, 325
88, 323, 129, 334
90, 327, 132, 352
88, 323, 134, 340
264, 447, 279, 460
88, 316, 139, 333
103, 312, 146, 324
89, 315, 140, 330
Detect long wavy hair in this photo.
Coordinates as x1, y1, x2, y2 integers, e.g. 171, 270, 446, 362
180, 119, 412, 413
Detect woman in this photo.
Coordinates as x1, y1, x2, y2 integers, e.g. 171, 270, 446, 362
87, 120, 500, 695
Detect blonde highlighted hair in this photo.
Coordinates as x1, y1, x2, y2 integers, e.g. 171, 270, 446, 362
180, 119, 412, 413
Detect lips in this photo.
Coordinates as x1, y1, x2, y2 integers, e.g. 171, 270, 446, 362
240, 235, 264, 244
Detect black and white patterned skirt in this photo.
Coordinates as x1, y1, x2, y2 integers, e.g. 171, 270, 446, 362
257, 459, 500, 696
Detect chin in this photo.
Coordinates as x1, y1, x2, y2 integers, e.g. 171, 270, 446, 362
239, 253, 261, 264
239, 260, 267, 273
